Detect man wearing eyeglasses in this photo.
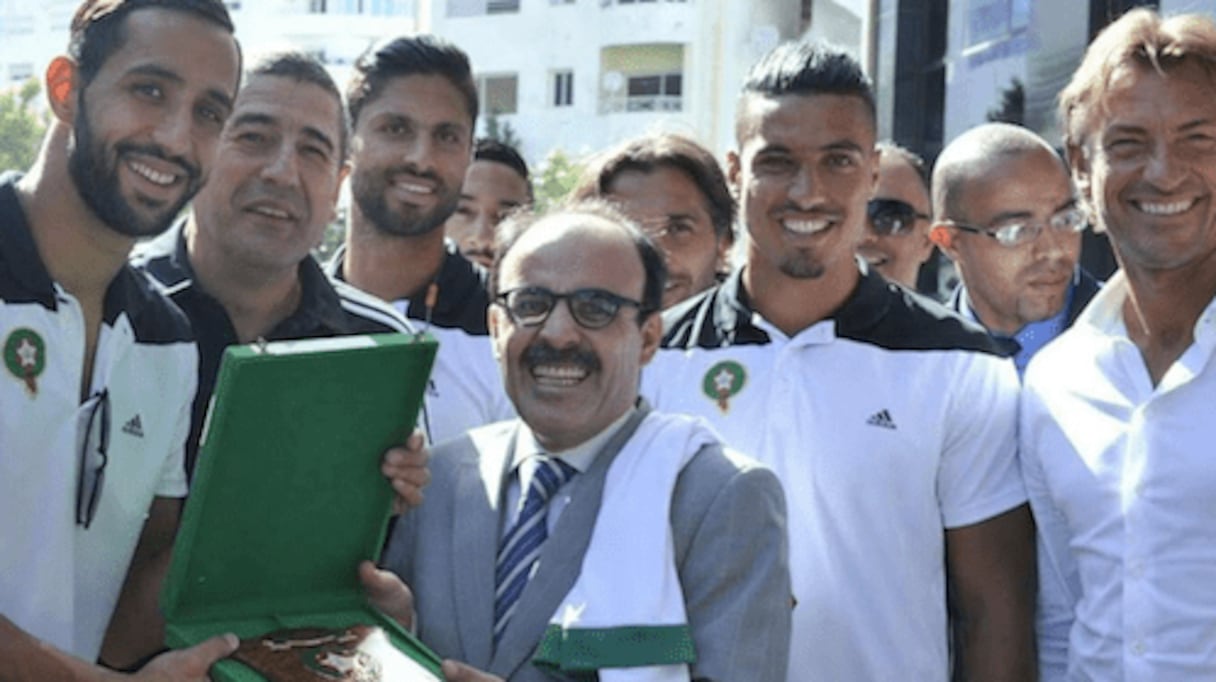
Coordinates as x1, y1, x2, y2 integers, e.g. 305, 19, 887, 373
858, 141, 935, 291
930, 123, 1101, 376
380, 200, 790, 681
0, 0, 243, 678
572, 132, 735, 309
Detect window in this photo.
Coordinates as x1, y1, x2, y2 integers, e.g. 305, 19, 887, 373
478, 74, 518, 115
447, 0, 519, 15
551, 70, 574, 107
599, 43, 684, 114
625, 73, 681, 111
967, 0, 1031, 46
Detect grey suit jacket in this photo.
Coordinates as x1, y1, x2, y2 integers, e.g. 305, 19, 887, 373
382, 406, 791, 681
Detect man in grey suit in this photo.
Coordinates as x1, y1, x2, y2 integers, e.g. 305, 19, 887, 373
382, 200, 791, 681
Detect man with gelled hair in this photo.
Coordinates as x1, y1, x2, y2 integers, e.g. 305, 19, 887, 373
0, 0, 242, 678
644, 40, 1034, 682
330, 35, 514, 444
1023, 8, 1216, 680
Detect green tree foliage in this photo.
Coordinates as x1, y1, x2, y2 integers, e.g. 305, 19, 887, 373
532, 148, 585, 212
0, 79, 47, 171
483, 110, 522, 150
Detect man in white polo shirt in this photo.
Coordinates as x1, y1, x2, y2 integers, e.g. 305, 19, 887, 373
644, 41, 1034, 681
1023, 9, 1216, 680
0, 0, 241, 677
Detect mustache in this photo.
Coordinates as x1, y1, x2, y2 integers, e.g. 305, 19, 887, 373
116, 141, 200, 183
388, 164, 443, 186
523, 343, 600, 373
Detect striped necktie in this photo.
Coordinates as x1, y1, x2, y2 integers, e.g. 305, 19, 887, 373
493, 456, 577, 643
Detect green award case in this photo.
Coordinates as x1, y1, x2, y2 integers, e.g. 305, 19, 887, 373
161, 333, 443, 680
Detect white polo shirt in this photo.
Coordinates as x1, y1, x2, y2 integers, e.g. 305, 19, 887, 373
1022, 271, 1216, 680
643, 267, 1025, 682
327, 243, 514, 444
0, 175, 196, 660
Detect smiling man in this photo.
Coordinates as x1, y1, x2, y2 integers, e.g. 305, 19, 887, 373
1022, 9, 1216, 680
445, 138, 532, 268
857, 141, 935, 289
0, 0, 242, 677
382, 200, 790, 681
930, 123, 1101, 375
573, 133, 734, 309
644, 41, 1034, 682
135, 52, 413, 481
331, 35, 513, 444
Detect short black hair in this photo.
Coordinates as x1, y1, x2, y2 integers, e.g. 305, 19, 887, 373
474, 137, 530, 182
490, 199, 667, 323
572, 132, 735, 244
247, 51, 350, 161
346, 34, 478, 129
739, 41, 875, 133
69, 0, 236, 87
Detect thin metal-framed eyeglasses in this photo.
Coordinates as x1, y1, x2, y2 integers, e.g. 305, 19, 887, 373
76, 389, 110, 529
943, 206, 1087, 247
495, 286, 645, 330
867, 198, 931, 236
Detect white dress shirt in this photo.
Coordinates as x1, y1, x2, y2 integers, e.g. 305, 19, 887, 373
1022, 271, 1216, 680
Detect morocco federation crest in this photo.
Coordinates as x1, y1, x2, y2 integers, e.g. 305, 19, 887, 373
702, 360, 746, 413
4, 327, 46, 395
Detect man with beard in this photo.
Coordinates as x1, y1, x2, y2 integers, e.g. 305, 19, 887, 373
930, 123, 1100, 376
643, 41, 1034, 681
329, 36, 513, 444
572, 132, 735, 309
134, 52, 417, 481
0, 0, 242, 678
382, 200, 790, 681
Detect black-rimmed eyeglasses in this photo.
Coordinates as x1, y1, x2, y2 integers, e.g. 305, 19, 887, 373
77, 389, 110, 529
495, 287, 645, 330
867, 198, 931, 236
943, 206, 1087, 247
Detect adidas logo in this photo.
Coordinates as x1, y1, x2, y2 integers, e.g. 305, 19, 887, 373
122, 414, 144, 438
866, 409, 896, 430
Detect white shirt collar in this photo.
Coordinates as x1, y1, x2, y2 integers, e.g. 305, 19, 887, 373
511, 406, 637, 475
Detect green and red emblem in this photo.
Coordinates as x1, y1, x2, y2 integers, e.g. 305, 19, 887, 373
4, 327, 46, 395
702, 360, 746, 413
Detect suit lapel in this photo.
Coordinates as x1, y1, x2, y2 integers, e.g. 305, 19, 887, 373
489, 408, 650, 678
453, 423, 517, 668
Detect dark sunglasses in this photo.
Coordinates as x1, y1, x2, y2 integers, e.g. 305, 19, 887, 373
496, 286, 645, 330
76, 389, 110, 529
867, 198, 931, 236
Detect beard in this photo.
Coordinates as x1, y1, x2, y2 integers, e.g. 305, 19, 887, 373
778, 249, 826, 279
350, 166, 458, 238
68, 96, 201, 239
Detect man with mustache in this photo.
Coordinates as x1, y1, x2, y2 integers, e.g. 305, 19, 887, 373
381, 200, 791, 681
0, 0, 242, 678
572, 132, 735, 309
930, 122, 1101, 376
330, 35, 513, 444
644, 41, 1034, 681
135, 52, 416, 480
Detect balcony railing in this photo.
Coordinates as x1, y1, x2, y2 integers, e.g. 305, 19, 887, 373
599, 94, 683, 114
